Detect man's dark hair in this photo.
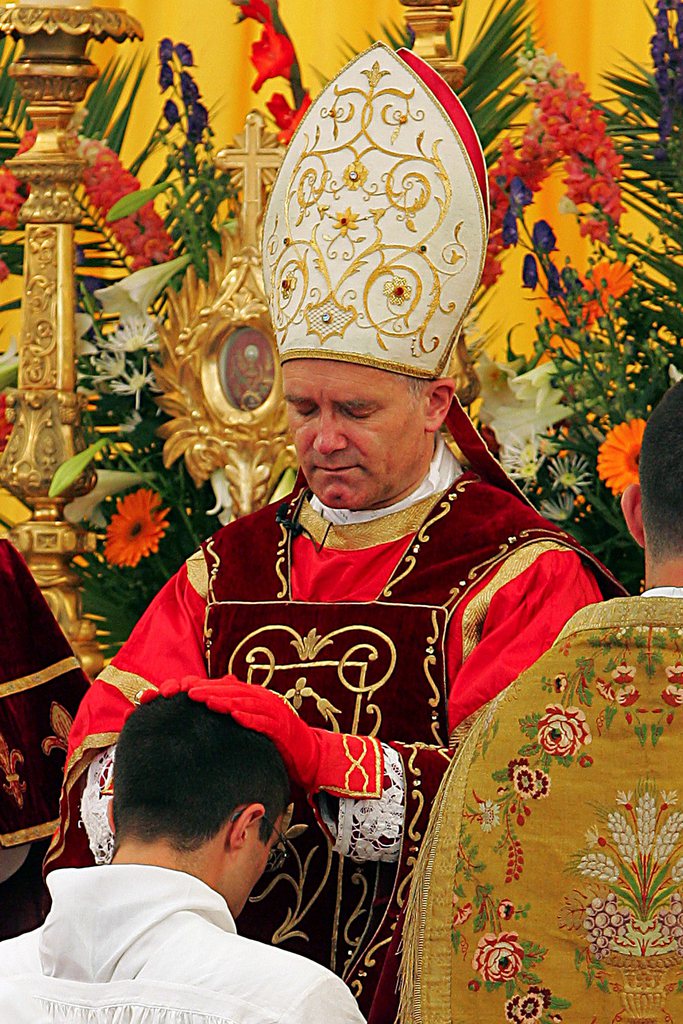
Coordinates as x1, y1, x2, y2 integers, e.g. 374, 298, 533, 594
640, 379, 683, 561
112, 693, 289, 850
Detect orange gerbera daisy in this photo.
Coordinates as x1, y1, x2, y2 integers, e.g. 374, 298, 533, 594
105, 488, 170, 568
596, 418, 646, 496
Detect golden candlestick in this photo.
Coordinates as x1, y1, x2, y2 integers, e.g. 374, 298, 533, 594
0, 5, 141, 677
401, 0, 465, 92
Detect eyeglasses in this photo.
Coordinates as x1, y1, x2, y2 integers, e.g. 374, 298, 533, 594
262, 803, 294, 873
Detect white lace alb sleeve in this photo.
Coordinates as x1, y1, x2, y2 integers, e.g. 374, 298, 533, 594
332, 743, 404, 862
80, 744, 116, 865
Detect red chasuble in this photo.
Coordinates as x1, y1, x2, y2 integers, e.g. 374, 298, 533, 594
0, 540, 89, 847
51, 470, 621, 1019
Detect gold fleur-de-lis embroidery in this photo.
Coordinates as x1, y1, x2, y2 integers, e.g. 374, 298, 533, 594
0, 732, 26, 808
291, 628, 334, 661
41, 701, 73, 757
361, 60, 389, 90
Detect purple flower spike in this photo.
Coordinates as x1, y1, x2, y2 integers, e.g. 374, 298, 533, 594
158, 62, 173, 92
180, 71, 200, 106
532, 220, 557, 254
546, 262, 562, 299
187, 101, 209, 143
502, 208, 519, 246
510, 176, 533, 209
174, 42, 194, 67
158, 37, 173, 62
522, 254, 539, 290
164, 99, 180, 127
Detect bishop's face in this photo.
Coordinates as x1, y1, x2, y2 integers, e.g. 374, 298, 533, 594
282, 359, 454, 511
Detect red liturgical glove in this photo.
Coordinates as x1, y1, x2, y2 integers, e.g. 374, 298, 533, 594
188, 680, 384, 799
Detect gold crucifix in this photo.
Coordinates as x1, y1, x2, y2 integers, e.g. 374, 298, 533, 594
215, 110, 284, 250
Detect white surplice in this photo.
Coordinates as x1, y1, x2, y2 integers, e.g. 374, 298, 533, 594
0, 864, 366, 1024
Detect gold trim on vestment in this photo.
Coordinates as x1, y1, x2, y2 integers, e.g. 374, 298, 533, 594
98, 664, 158, 704
298, 490, 448, 551
558, 595, 683, 639
186, 548, 208, 599
399, 719, 484, 1024
0, 818, 57, 847
0, 656, 80, 700
45, 730, 122, 869
460, 540, 572, 662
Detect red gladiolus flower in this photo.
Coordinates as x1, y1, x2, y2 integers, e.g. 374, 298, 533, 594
236, 0, 272, 23
267, 91, 311, 143
251, 22, 295, 92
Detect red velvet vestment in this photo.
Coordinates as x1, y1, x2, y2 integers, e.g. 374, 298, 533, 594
51, 472, 621, 1019
0, 539, 89, 935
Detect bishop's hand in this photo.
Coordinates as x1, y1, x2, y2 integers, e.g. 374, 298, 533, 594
187, 678, 384, 799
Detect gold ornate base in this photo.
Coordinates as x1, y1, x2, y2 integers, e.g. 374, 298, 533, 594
9, 516, 102, 679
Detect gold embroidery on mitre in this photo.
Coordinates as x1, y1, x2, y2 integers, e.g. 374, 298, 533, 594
262, 42, 486, 378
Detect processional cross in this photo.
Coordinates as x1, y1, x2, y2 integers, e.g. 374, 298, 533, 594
215, 110, 284, 249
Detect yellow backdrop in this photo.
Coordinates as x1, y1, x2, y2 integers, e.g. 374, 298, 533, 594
104, 0, 653, 352
0, 0, 655, 525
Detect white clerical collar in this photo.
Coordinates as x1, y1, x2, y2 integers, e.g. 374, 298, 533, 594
309, 433, 462, 526
641, 586, 683, 599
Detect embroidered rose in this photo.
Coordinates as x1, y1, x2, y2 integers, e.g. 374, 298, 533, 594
498, 899, 515, 920
615, 683, 639, 706
537, 704, 591, 757
611, 662, 636, 686
472, 931, 524, 983
662, 683, 683, 707
597, 677, 616, 702
552, 673, 568, 693
505, 987, 551, 1023
666, 661, 683, 684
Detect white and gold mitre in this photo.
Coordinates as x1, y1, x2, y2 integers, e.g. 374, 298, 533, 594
262, 42, 489, 379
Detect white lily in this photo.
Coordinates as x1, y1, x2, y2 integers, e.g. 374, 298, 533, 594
477, 352, 521, 427
482, 361, 566, 448
94, 253, 191, 319
64, 469, 146, 528
0, 337, 18, 389
75, 313, 97, 356
207, 468, 233, 526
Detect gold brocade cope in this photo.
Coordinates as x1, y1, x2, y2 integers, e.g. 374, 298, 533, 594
401, 597, 683, 1024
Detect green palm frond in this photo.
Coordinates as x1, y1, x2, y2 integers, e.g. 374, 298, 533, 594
453, 0, 530, 158
81, 49, 150, 155
334, 0, 531, 160
603, 56, 683, 339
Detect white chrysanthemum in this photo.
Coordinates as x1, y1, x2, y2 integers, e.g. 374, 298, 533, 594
635, 791, 657, 856
500, 436, 544, 490
578, 852, 620, 883
548, 453, 592, 495
103, 314, 159, 354
540, 492, 575, 523
92, 350, 127, 382
108, 358, 159, 410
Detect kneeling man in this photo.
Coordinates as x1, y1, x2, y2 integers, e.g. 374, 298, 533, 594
0, 684, 365, 1024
